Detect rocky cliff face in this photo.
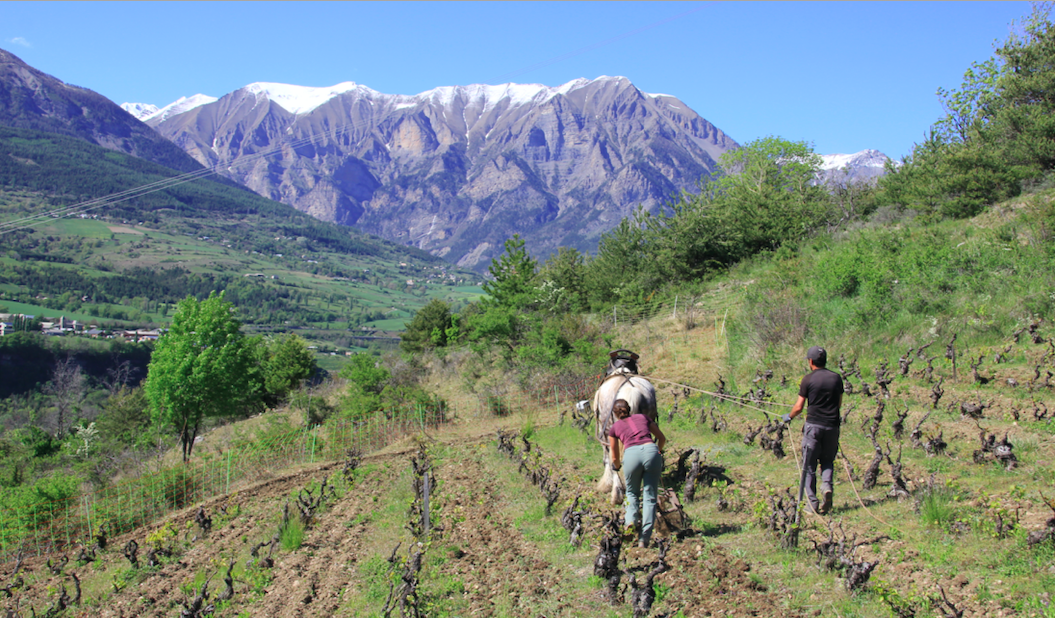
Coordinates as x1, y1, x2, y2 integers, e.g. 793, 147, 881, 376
0, 48, 203, 173
147, 77, 737, 268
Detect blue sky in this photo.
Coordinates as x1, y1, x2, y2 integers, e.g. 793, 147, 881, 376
1, 1, 1031, 160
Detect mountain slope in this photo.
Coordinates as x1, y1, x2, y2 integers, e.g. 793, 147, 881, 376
0, 48, 203, 174
0, 125, 480, 332
148, 77, 737, 268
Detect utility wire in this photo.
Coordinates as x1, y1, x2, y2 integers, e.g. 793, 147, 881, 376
0, 121, 361, 235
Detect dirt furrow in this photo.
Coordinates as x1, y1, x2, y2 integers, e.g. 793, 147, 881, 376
435, 459, 571, 616
244, 464, 399, 618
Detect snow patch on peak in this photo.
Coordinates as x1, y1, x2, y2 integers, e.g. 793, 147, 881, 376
243, 82, 373, 115
147, 94, 218, 123
413, 83, 552, 112
394, 76, 630, 112
820, 149, 891, 171
120, 102, 159, 121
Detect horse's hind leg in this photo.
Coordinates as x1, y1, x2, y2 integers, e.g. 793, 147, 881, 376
597, 446, 614, 494
610, 472, 625, 506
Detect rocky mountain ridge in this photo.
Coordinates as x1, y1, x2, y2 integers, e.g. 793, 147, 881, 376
140, 76, 737, 269
0, 48, 203, 174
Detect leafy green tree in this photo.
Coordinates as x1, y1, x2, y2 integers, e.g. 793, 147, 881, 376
401, 299, 454, 353
537, 247, 588, 313
708, 136, 829, 256
462, 303, 520, 351
644, 186, 742, 282
339, 353, 390, 394
598, 136, 830, 292
256, 334, 317, 407
934, 58, 1003, 144
96, 385, 150, 447
483, 234, 538, 309
337, 354, 390, 420
583, 209, 656, 307
144, 292, 257, 462
989, 4, 1055, 172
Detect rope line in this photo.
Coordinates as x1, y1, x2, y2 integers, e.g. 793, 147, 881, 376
644, 375, 792, 416
644, 372, 889, 527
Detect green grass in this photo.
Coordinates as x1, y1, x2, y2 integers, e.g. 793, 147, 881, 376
279, 516, 305, 551
0, 139, 485, 333
0, 299, 110, 322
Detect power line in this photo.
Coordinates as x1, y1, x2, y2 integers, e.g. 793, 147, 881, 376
0, 121, 360, 235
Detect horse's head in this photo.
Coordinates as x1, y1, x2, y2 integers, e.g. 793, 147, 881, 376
605, 349, 640, 376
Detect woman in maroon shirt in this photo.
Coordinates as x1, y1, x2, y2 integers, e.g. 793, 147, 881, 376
608, 398, 667, 547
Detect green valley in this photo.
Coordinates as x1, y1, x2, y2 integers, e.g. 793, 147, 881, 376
0, 126, 484, 348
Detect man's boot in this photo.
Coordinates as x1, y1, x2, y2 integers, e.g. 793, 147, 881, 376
820, 483, 833, 515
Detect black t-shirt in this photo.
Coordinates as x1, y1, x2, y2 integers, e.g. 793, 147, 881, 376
798, 368, 844, 428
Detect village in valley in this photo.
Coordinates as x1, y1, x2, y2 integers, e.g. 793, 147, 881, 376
0, 313, 161, 341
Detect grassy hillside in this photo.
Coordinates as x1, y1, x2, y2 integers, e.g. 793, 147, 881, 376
0, 126, 484, 345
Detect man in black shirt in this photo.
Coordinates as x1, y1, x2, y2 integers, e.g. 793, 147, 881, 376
782, 346, 843, 515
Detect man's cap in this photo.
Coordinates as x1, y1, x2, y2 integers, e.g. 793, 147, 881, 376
806, 346, 827, 363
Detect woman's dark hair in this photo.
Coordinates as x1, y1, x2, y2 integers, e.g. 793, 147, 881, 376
613, 399, 631, 420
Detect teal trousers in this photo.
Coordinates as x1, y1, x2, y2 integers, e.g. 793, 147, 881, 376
623, 443, 663, 544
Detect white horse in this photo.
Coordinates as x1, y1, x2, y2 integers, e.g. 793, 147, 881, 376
593, 351, 657, 505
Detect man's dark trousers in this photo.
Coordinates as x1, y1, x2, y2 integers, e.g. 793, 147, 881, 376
801, 423, 840, 511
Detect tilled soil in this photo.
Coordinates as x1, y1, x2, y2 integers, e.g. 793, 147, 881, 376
4, 415, 1050, 618
0, 459, 393, 618
239, 464, 399, 618
435, 457, 575, 615
3, 441, 804, 618
432, 441, 805, 618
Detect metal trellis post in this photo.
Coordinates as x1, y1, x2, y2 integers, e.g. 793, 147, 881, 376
83, 496, 92, 545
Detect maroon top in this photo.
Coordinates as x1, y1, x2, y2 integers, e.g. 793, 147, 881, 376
610, 413, 655, 448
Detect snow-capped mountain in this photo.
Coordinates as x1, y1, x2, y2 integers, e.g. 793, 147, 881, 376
144, 94, 218, 123
147, 76, 736, 269
120, 102, 159, 121
819, 149, 896, 185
